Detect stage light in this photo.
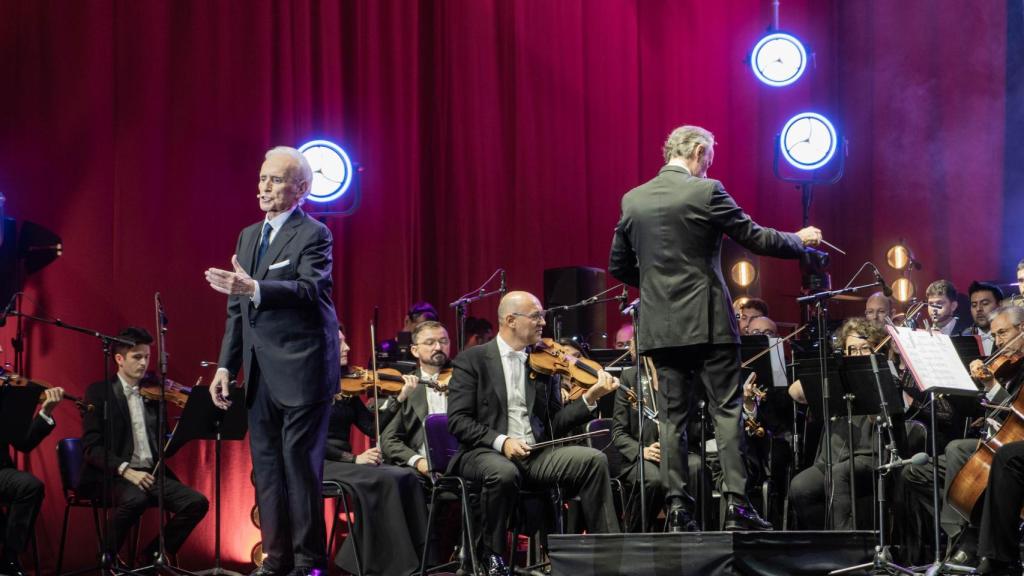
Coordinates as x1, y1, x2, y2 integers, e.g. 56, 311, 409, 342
780, 112, 838, 171
892, 278, 915, 303
299, 139, 354, 203
733, 296, 751, 311
751, 32, 808, 87
885, 243, 920, 271
730, 260, 757, 288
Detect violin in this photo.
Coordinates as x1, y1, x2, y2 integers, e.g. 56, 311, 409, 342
338, 366, 407, 398
0, 371, 92, 412
529, 338, 610, 402
139, 373, 192, 409
422, 368, 453, 394
970, 347, 1024, 383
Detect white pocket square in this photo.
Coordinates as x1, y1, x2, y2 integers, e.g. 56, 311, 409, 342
268, 259, 291, 270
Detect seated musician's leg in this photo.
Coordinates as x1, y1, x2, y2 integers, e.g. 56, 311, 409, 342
458, 447, 522, 559
141, 475, 209, 557
788, 464, 826, 529
0, 468, 44, 570
523, 445, 620, 534
943, 438, 980, 555
977, 441, 1024, 569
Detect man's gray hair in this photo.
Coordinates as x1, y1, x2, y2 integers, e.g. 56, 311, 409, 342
663, 125, 715, 163
989, 305, 1024, 326
266, 146, 313, 203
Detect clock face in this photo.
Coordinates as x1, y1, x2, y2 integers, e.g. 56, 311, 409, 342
751, 33, 807, 87
780, 113, 837, 170
299, 140, 353, 203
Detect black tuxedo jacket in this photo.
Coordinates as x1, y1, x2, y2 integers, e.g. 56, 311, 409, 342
80, 378, 169, 487
217, 208, 340, 407
610, 367, 658, 467
380, 367, 429, 466
446, 339, 592, 470
0, 413, 55, 470
609, 165, 804, 351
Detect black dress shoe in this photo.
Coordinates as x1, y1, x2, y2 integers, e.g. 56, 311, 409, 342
977, 558, 1023, 576
724, 501, 773, 531
0, 559, 27, 576
666, 504, 699, 532
947, 547, 979, 567
485, 554, 510, 576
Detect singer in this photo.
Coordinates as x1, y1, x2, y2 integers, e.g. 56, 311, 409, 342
204, 146, 340, 576
608, 124, 822, 532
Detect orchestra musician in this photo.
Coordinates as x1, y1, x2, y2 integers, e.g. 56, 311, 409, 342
463, 317, 495, 350
864, 291, 893, 328
737, 298, 770, 336
79, 327, 208, 565
379, 302, 440, 362
926, 279, 970, 336
787, 317, 881, 530
609, 124, 821, 531
447, 291, 620, 576
974, 439, 1024, 575
0, 379, 65, 576
326, 325, 428, 576
962, 281, 1004, 355
903, 305, 1024, 566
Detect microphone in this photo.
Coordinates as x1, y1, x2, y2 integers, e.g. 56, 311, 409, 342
499, 269, 507, 296
872, 265, 893, 298
878, 451, 928, 472
621, 298, 640, 315
0, 294, 17, 328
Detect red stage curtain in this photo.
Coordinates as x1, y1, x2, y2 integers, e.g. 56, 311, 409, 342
0, 0, 1006, 570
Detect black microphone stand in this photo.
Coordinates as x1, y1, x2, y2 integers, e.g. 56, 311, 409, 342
796, 279, 880, 529
134, 293, 196, 575
449, 269, 505, 351
545, 284, 628, 345
5, 308, 143, 576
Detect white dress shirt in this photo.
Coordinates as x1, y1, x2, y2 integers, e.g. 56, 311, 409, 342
251, 206, 297, 307
492, 335, 537, 451
116, 374, 154, 475
408, 372, 449, 467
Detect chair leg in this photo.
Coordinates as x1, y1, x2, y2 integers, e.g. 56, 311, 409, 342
458, 482, 479, 576
56, 504, 72, 575
327, 495, 340, 556
418, 487, 440, 576
339, 487, 362, 576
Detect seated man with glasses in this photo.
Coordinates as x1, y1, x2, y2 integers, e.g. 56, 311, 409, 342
787, 317, 883, 529
736, 298, 770, 335
447, 291, 621, 576
746, 316, 778, 338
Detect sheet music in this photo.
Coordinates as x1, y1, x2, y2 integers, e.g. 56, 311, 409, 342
767, 337, 788, 388
887, 326, 979, 396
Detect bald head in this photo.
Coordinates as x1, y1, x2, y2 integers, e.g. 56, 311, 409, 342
747, 316, 777, 337
865, 292, 893, 327
497, 291, 546, 349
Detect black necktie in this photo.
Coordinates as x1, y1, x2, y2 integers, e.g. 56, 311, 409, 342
256, 222, 272, 267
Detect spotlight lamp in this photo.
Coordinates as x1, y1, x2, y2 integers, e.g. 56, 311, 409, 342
751, 32, 808, 87
779, 112, 838, 171
892, 278, 915, 303
730, 260, 758, 288
885, 243, 920, 271
252, 542, 267, 567
299, 139, 354, 203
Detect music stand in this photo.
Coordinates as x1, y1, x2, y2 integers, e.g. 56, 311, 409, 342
796, 354, 905, 529
163, 385, 247, 576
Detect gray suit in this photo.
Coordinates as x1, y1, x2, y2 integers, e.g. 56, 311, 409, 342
380, 367, 430, 467
609, 165, 803, 505
216, 207, 339, 570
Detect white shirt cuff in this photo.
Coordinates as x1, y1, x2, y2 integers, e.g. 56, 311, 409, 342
250, 281, 262, 307
408, 455, 423, 468
492, 434, 508, 452
38, 412, 54, 426
117, 462, 129, 476
584, 397, 598, 411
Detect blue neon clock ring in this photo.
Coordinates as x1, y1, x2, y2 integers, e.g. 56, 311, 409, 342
299, 139, 353, 203
751, 32, 808, 87
779, 112, 837, 171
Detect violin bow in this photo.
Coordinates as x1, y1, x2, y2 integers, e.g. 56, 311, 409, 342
369, 317, 381, 445
741, 324, 807, 369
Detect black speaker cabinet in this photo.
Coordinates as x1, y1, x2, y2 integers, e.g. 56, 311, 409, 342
543, 266, 606, 349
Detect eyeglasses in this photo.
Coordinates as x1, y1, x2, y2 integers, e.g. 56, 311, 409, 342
993, 326, 1021, 340
511, 311, 546, 322
415, 338, 450, 348
748, 329, 777, 337
846, 344, 874, 356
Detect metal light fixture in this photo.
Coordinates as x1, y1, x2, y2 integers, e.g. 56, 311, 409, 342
751, 32, 808, 87
779, 112, 838, 171
731, 259, 758, 287
892, 278, 916, 303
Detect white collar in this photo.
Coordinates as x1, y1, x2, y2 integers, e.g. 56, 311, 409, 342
264, 206, 297, 231
496, 334, 525, 357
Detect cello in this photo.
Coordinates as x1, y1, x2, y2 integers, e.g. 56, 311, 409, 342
947, 335, 1024, 520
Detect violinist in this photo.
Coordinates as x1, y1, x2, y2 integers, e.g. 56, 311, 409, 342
447, 291, 621, 576
0, 378, 64, 576
380, 321, 452, 476
926, 279, 969, 336
79, 327, 208, 566
324, 324, 428, 576
864, 291, 893, 329
378, 301, 440, 362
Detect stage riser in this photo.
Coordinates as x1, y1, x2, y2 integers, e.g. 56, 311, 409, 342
548, 531, 876, 576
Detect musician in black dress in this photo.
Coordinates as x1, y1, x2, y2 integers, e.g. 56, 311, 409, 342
325, 326, 429, 576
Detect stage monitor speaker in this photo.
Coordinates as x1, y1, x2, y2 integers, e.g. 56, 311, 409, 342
543, 266, 606, 349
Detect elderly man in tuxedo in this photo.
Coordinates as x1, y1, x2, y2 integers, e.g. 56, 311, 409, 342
610, 124, 821, 531
205, 146, 339, 576
447, 291, 620, 576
